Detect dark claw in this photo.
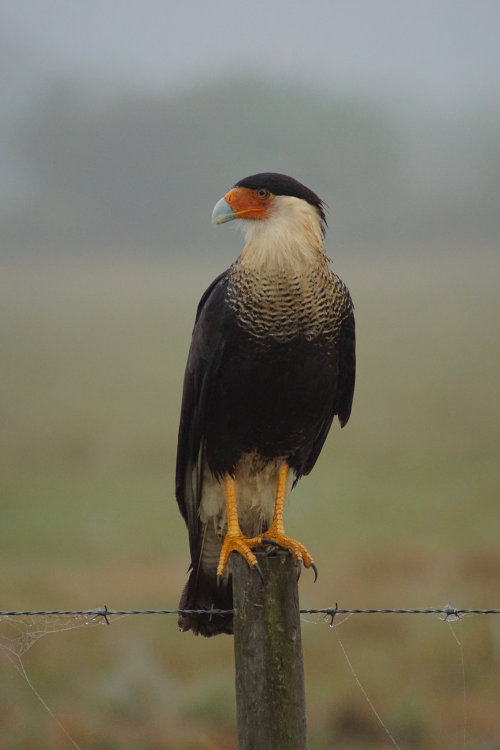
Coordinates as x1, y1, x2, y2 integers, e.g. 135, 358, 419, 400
216, 573, 223, 589
260, 537, 287, 550
296, 558, 302, 580
254, 562, 265, 584
264, 545, 277, 557
311, 562, 318, 582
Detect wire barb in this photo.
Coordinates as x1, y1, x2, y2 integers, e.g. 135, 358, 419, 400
92, 605, 110, 625
326, 603, 339, 627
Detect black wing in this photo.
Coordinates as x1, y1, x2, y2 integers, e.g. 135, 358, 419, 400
335, 309, 356, 428
301, 308, 356, 476
175, 270, 229, 554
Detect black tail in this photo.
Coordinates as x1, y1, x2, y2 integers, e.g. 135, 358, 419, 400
178, 566, 233, 636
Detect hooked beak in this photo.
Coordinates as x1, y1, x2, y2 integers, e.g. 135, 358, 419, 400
211, 196, 236, 225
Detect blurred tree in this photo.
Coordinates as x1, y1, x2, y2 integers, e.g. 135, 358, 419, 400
2, 75, 499, 258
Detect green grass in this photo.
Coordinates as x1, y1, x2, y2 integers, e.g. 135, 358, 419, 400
1, 252, 499, 749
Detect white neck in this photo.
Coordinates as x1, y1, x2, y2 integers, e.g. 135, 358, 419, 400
236, 195, 327, 274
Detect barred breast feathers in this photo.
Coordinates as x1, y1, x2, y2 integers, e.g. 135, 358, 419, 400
227, 195, 353, 343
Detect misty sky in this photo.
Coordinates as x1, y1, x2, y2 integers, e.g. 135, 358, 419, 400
2, 0, 500, 105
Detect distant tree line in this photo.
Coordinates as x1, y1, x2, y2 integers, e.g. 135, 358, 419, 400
2, 75, 499, 258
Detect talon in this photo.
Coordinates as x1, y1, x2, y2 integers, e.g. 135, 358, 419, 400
311, 562, 318, 582
261, 537, 287, 550
255, 563, 265, 584
264, 543, 279, 557
256, 526, 315, 578
217, 531, 262, 580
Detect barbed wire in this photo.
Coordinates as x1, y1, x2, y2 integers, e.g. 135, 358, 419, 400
1, 604, 500, 624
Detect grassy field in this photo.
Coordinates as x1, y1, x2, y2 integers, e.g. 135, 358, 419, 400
1, 250, 499, 749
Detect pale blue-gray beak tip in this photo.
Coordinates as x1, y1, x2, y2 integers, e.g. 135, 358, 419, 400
212, 196, 236, 225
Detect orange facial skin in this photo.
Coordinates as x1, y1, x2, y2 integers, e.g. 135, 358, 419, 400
224, 187, 273, 221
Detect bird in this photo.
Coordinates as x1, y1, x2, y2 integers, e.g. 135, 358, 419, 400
175, 172, 355, 636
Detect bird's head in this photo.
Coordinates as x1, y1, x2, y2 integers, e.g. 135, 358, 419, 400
212, 173, 326, 232
211, 173, 327, 271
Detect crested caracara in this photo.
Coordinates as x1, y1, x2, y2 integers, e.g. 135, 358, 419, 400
176, 172, 355, 636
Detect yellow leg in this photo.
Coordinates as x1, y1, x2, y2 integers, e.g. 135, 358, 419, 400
217, 475, 261, 580
260, 464, 316, 576
216, 466, 316, 582
268, 463, 289, 536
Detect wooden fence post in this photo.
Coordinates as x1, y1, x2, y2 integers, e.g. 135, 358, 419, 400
232, 549, 308, 750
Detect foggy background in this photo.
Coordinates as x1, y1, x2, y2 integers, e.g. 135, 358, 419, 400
2, 0, 499, 260
2, 3, 500, 749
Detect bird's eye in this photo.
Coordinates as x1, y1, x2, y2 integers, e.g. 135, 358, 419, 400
256, 188, 270, 199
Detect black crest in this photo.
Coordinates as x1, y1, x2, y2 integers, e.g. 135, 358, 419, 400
234, 172, 327, 229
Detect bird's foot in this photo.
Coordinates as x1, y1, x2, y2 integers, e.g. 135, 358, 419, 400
216, 533, 264, 585
259, 530, 317, 581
